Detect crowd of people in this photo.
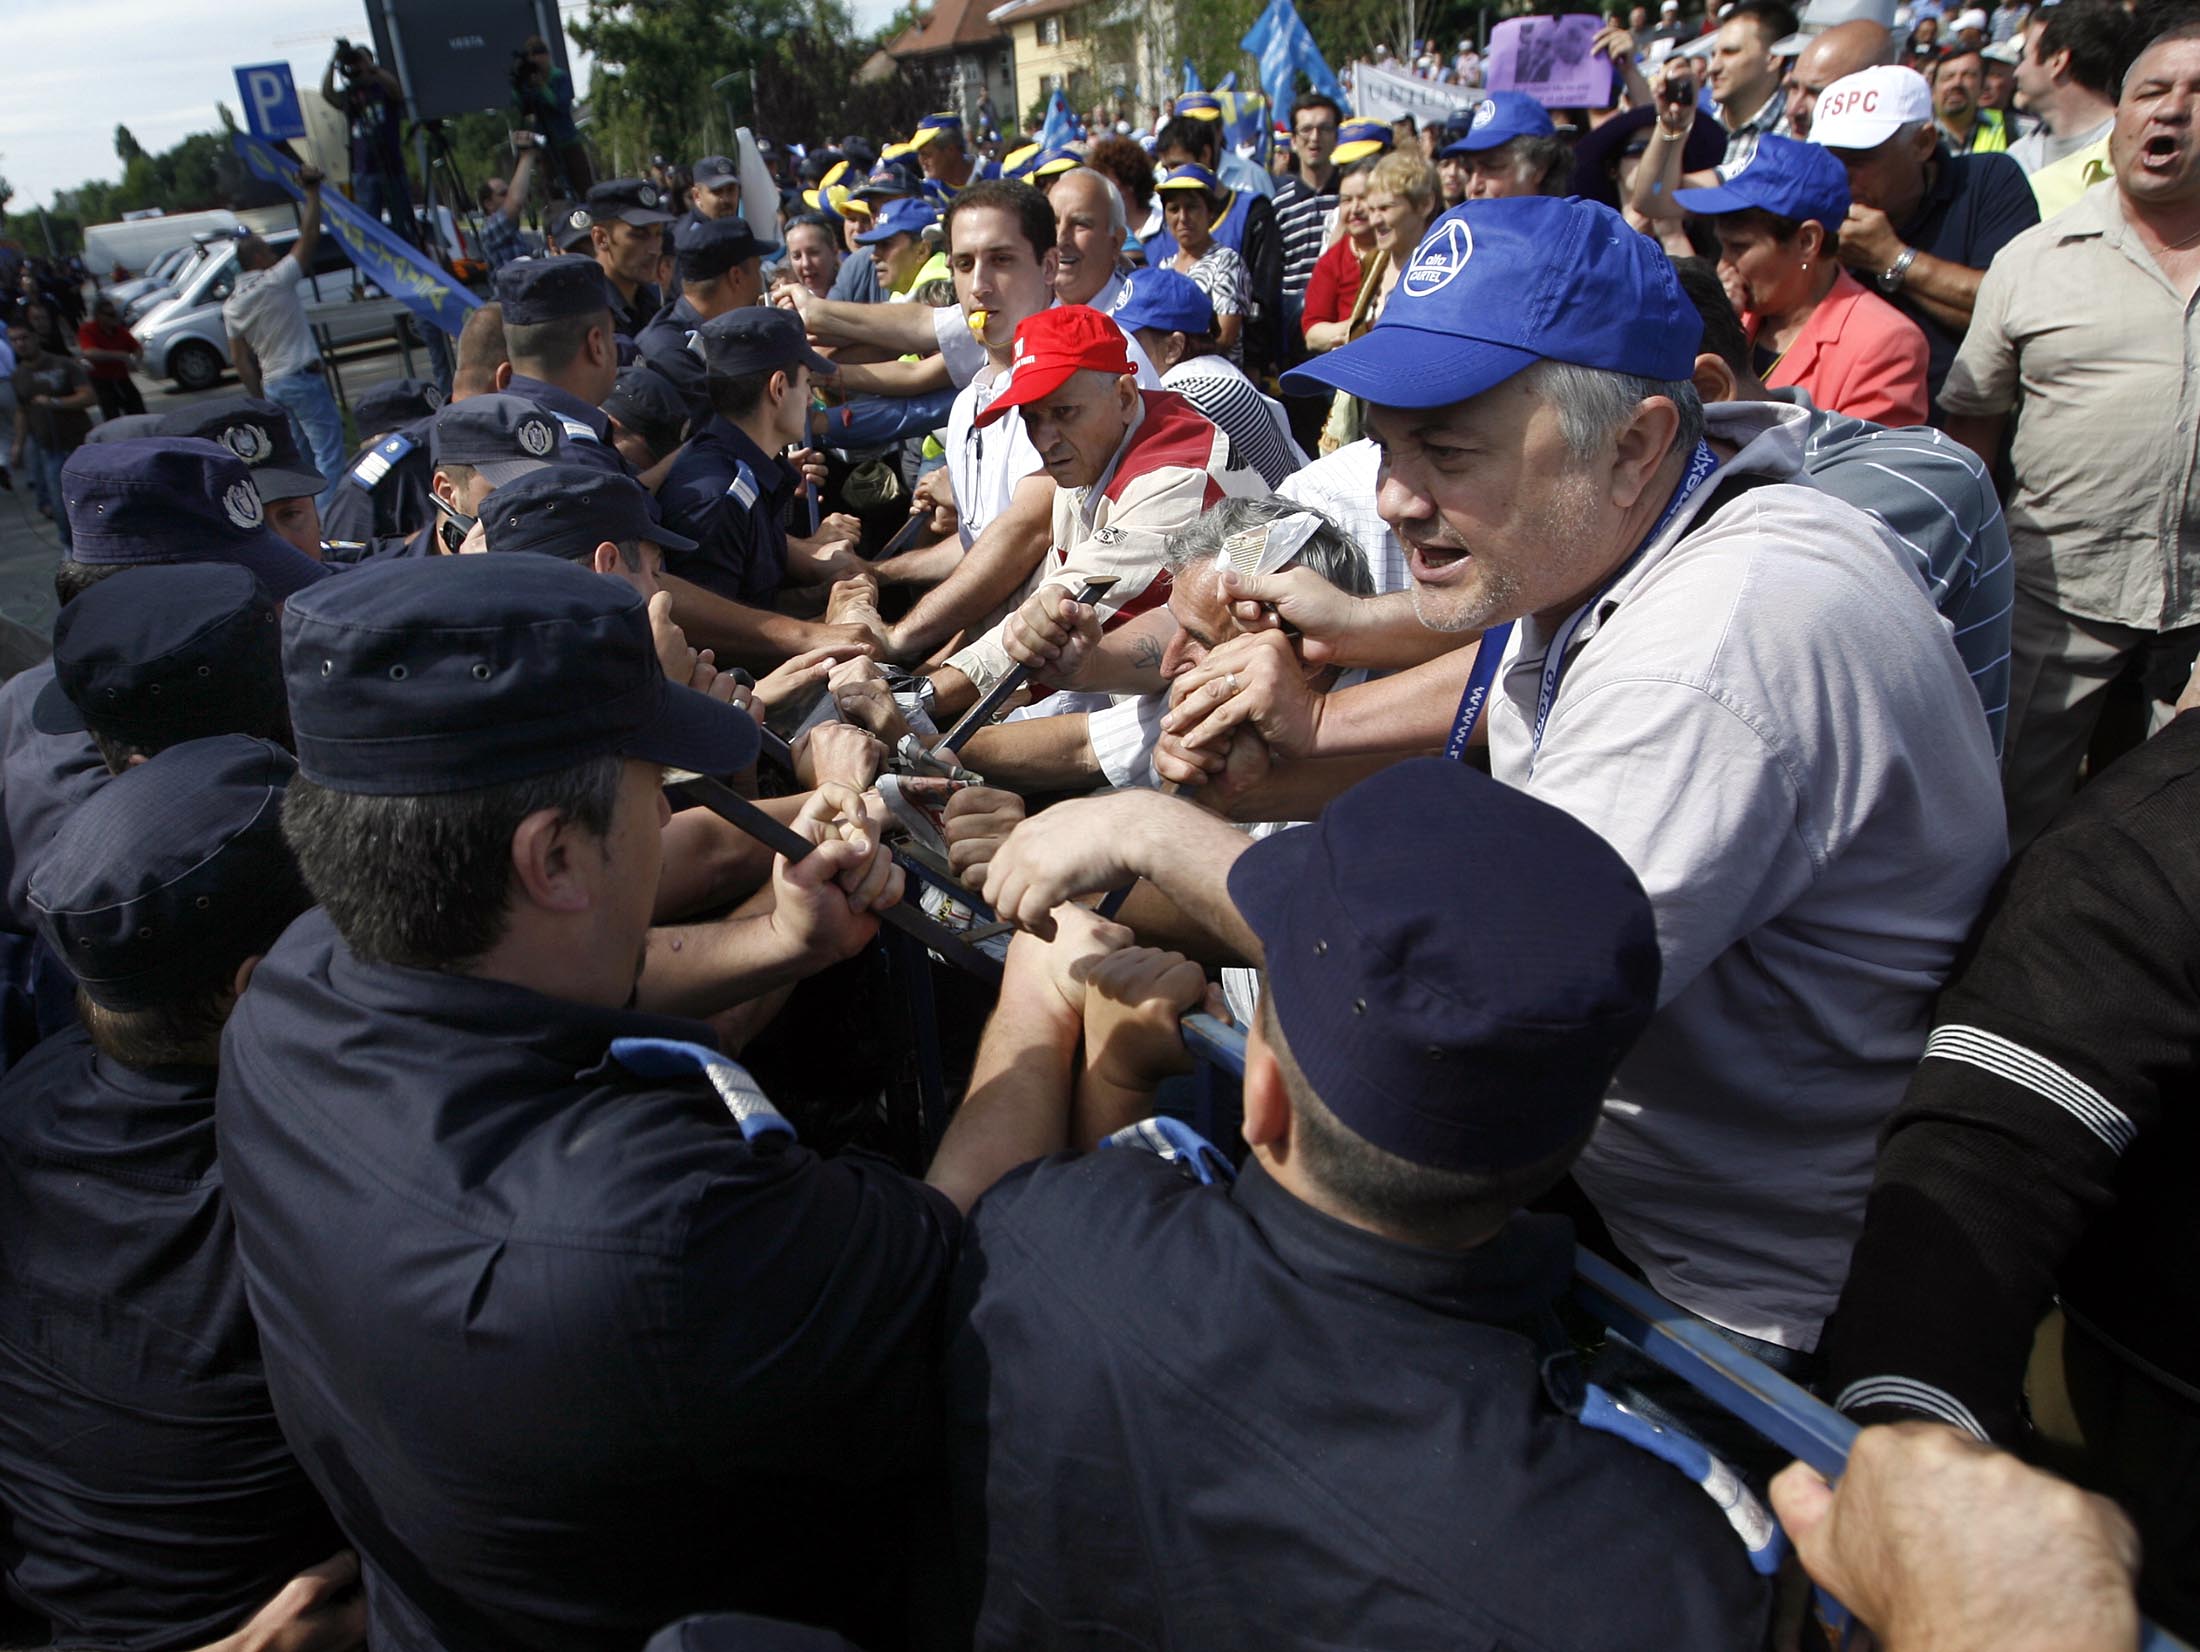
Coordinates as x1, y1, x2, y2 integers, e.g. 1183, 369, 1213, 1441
0, 0, 2194, 1647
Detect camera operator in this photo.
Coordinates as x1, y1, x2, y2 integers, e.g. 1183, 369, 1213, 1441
511, 35, 593, 198
320, 40, 413, 239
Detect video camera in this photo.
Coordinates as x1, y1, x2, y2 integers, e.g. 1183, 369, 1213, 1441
333, 37, 370, 77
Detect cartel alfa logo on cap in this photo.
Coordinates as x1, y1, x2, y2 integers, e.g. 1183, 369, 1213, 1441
516, 416, 555, 457
638, 184, 659, 207
1403, 218, 1475, 299
223, 481, 264, 530
222, 423, 273, 464
1472, 100, 1498, 129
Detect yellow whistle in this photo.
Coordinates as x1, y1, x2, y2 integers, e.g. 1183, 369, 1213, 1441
968, 309, 991, 341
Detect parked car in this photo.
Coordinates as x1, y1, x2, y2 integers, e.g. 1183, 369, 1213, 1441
102, 243, 194, 318
83, 210, 244, 280
133, 230, 411, 392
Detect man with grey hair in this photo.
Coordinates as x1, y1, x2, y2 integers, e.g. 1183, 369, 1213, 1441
1003, 197, 2007, 1383
1785, 20, 1898, 141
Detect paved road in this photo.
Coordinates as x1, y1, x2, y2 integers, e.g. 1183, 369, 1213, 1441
0, 337, 420, 649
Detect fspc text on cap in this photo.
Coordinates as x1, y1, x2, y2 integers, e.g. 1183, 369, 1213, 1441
1226, 757, 1662, 1174
280, 555, 759, 795
1279, 196, 1702, 410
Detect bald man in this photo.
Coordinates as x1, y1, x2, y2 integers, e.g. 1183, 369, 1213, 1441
1788, 22, 1898, 140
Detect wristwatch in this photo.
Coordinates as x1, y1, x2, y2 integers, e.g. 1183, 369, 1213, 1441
1877, 246, 1919, 295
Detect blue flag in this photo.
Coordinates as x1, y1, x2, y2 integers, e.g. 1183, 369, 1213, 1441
232, 133, 482, 340
1217, 70, 1238, 91
1182, 59, 1203, 92
1241, 0, 1351, 112
1039, 89, 1078, 151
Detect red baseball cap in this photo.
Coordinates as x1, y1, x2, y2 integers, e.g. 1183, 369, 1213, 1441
973, 305, 1135, 429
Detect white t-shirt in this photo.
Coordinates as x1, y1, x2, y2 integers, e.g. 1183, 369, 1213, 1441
222, 256, 317, 380
1484, 400, 2007, 1352
934, 291, 1163, 392
942, 367, 1045, 545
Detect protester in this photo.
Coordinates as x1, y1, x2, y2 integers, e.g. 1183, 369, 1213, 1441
74, 295, 144, 421
6, 320, 94, 546
946, 761, 1773, 1649
779, 213, 842, 299
1150, 114, 1285, 370
1168, 95, 1277, 199
222, 167, 345, 513
908, 112, 996, 202
1299, 161, 1380, 352
1708, 1, 1802, 165
1786, 21, 1900, 141
1935, 45, 2016, 151
1438, 92, 1573, 198
1359, 150, 1442, 326
1273, 94, 1344, 308
1112, 268, 1305, 487
1676, 134, 1931, 425
1156, 165, 1251, 362
2008, 0, 2131, 196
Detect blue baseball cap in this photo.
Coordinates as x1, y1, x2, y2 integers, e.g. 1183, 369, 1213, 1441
479, 465, 698, 561
1227, 757, 1661, 1173
1280, 197, 1704, 408
909, 112, 964, 149
1174, 93, 1225, 120
1109, 265, 1216, 336
852, 196, 939, 244
494, 256, 614, 326
1030, 146, 1082, 180
34, 562, 285, 747
1439, 92, 1556, 154
281, 555, 760, 795
1332, 118, 1394, 163
1155, 163, 1228, 203
30, 734, 309, 1013
58, 440, 331, 599
1673, 133, 1852, 229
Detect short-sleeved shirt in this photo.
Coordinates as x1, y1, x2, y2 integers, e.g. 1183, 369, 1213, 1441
657, 413, 796, 602
943, 1151, 1773, 1649
1939, 183, 2200, 631
1890, 146, 2040, 407
0, 1029, 341, 1650
1178, 244, 1251, 363
74, 318, 138, 382
216, 908, 962, 1652
10, 353, 94, 453
222, 257, 318, 381
1485, 400, 2007, 1349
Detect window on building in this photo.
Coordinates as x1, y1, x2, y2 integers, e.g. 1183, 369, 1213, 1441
1037, 16, 1062, 43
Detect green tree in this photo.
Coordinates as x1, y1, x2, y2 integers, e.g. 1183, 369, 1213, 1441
115, 125, 146, 166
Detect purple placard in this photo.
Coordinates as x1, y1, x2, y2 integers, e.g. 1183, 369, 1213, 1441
1486, 15, 1616, 107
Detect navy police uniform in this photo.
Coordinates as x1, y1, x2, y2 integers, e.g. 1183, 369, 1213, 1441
656, 309, 835, 603
478, 464, 696, 564
585, 179, 677, 341
941, 760, 1776, 1651
603, 362, 692, 466
0, 735, 335, 1650
635, 218, 781, 428
217, 558, 961, 1652
320, 378, 446, 545
494, 258, 637, 480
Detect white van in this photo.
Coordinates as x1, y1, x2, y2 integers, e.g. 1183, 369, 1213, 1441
133, 229, 411, 391
82, 211, 244, 280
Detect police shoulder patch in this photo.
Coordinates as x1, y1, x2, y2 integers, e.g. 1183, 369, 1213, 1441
726, 461, 760, 512
1575, 1385, 1787, 1574
556, 414, 600, 446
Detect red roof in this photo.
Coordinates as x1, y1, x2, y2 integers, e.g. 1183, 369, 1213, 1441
886, 0, 1009, 57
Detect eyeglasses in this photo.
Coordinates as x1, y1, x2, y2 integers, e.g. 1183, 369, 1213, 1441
1295, 124, 1338, 138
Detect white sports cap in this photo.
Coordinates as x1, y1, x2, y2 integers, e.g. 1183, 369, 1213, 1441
1808, 65, 1935, 149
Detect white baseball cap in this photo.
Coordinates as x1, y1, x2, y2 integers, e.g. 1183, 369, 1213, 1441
1954, 6, 1988, 28
1807, 65, 1935, 149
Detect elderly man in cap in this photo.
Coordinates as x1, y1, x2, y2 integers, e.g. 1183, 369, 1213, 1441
319, 377, 448, 551
585, 178, 680, 340
1116, 197, 2008, 1378
495, 256, 628, 474
635, 215, 783, 427
1440, 92, 1573, 198
922, 303, 1266, 716
214, 554, 1084, 1651
0, 733, 342, 1651
947, 759, 1773, 1648
158, 396, 335, 558
1807, 63, 2038, 410
684, 154, 745, 228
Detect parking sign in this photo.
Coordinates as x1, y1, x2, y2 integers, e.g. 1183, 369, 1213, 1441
234, 62, 307, 141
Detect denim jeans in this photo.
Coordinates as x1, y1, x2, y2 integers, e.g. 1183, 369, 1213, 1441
264, 369, 348, 520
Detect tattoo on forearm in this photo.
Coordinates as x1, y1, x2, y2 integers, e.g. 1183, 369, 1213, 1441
1129, 635, 1163, 671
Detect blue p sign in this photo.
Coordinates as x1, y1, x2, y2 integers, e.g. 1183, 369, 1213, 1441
234, 62, 307, 141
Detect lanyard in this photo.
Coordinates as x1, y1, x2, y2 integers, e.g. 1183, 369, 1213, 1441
1444, 438, 1719, 762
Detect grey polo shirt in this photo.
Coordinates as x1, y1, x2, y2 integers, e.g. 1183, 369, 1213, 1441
1486, 401, 2007, 1352
1940, 182, 2200, 630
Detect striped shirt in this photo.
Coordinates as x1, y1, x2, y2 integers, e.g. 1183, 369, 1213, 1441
1789, 400, 2015, 754
1161, 355, 1306, 488
1272, 172, 1340, 305
1178, 246, 1250, 364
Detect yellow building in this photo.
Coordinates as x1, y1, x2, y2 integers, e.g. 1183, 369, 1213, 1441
988, 0, 1167, 128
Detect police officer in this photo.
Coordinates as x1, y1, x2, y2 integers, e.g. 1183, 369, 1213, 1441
635, 217, 782, 429
319, 377, 447, 549
684, 153, 745, 229
657, 309, 859, 606
0, 442, 328, 939
945, 758, 1776, 1649
33, 563, 289, 772
157, 397, 333, 559
585, 177, 679, 340
216, 553, 1056, 1650
547, 199, 596, 253
494, 256, 631, 479
604, 361, 691, 474
409, 391, 570, 558
477, 463, 694, 604
0, 733, 336, 1650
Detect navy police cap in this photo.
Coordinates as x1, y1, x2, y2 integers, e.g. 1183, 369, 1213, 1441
549, 202, 596, 252
353, 377, 446, 433
1439, 92, 1557, 154
34, 562, 285, 748
675, 216, 780, 283
29, 734, 310, 1013
478, 465, 697, 562
1227, 757, 1661, 1173
1280, 196, 1703, 408
494, 256, 615, 326
694, 308, 835, 380
59, 439, 331, 600
281, 555, 759, 795
691, 155, 740, 189
427, 392, 567, 483
586, 177, 678, 226
157, 396, 326, 503
603, 364, 689, 454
